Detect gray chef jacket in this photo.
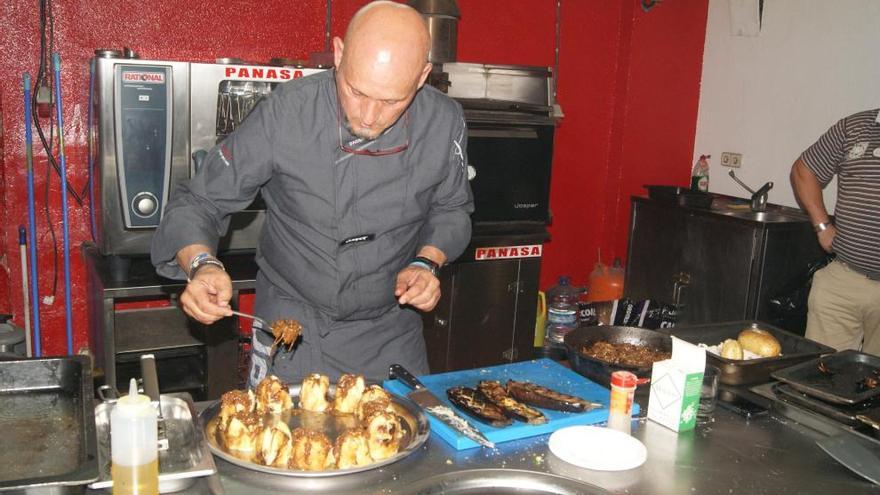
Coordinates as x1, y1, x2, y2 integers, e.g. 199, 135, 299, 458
151, 70, 473, 384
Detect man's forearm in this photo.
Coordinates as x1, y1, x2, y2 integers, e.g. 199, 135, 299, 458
176, 244, 215, 277
791, 158, 830, 225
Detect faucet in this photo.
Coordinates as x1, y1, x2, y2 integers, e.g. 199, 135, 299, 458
728, 170, 773, 212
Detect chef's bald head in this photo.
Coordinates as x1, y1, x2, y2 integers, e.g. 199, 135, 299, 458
333, 1, 433, 140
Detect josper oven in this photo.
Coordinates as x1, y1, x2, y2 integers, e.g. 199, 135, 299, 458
92, 50, 325, 257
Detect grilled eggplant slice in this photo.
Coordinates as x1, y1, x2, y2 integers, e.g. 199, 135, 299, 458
477, 380, 547, 424
506, 380, 602, 413
447, 386, 513, 427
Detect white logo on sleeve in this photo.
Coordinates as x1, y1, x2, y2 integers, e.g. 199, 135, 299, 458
452, 120, 466, 172
848, 141, 869, 159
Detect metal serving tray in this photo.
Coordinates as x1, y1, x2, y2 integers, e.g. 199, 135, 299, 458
0, 356, 99, 493
200, 384, 430, 477
772, 350, 880, 405
772, 383, 880, 430
663, 320, 835, 385
90, 393, 216, 492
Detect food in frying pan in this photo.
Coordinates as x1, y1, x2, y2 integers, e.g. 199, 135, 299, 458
213, 374, 407, 471
299, 373, 331, 412
446, 386, 513, 427
334, 428, 372, 468
720, 339, 744, 360
737, 328, 781, 358
580, 340, 671, 367
258, 420, 293, 467
363, 410, 404, 461
290, 428, 337, 471
476, 380, 547, 424
332, 374, 366, 414
255, 375, 294, 414
506, 380, 602, 413
219, 389, 256, 428
220, 411, 262, 452
270, 318, 303, 355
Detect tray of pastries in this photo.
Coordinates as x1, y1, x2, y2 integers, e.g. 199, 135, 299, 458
201, 373, 429, 477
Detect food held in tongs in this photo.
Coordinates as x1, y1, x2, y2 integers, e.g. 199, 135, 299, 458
446, 386, 513, 427
477, 380, 547, 424
506, 380, 601, 413
270, 318, 303, 356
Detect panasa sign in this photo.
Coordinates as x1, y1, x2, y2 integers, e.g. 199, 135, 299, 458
474, 244, 542, 260
224, 67, 305, 80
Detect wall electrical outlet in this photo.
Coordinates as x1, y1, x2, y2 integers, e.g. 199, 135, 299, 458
720, 152, 742, 168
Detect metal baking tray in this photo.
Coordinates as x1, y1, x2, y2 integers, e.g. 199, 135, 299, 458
661, 320, 835, 385
772, 383, 880, 431
90, 392, 216, 492
564, 326, 672, 387
200, 384, 429, 477
0, 356, 99, 492
772, 350, 880, 405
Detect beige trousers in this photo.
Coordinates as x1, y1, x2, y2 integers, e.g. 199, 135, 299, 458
806, 261, 880, 356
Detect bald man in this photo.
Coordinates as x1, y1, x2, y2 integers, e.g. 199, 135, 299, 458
151, 1, 473, 384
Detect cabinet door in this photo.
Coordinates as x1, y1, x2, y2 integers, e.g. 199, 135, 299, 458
626, 201, 689, 303
421, 269, 454, 373
679, 214, 757, 324
446, 260, 520, 370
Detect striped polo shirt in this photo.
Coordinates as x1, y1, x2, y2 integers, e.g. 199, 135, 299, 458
801, 108, 880, 274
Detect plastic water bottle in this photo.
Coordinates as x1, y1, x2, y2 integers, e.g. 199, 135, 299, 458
111, 378, 159, 495
542, 276, 579, 360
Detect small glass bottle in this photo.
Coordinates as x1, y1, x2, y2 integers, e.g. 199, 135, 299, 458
111, 379, 159, 495
607, 371, 637, 434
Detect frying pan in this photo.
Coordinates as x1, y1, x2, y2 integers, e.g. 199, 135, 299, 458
564, 326, 672, 387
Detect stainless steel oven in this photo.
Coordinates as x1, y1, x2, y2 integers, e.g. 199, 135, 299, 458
92, 50, 325, 258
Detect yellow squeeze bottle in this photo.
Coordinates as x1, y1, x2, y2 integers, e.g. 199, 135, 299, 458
111, 378, 159, 495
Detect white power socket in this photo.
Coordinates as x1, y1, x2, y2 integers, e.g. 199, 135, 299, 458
720, 152, 742, 168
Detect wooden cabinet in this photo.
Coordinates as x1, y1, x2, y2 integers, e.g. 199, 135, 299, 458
624, 196, 825, 333
422, 231, 547, 372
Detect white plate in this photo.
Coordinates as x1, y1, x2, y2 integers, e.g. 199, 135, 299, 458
548, 426, 647, 471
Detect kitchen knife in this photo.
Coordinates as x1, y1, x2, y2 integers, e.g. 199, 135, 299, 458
389, 364, 494, 449
140, 354, 169, 451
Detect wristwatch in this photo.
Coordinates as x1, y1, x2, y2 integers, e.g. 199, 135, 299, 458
409, 256, 440, 277
187, 252, 225, 281
813, 221, 832, 233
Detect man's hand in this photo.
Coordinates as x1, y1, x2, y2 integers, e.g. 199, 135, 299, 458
179, 265, 233, 324
817, 224, 837, 253
395, 265, 441, 311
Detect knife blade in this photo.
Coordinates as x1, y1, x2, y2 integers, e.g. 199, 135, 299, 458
389, 364, 494, 449
140, 354, 169, 451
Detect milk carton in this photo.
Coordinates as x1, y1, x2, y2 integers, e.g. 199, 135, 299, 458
647, 337, 706, 432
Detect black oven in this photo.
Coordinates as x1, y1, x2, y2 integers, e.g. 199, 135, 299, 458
466, 122, 554, 225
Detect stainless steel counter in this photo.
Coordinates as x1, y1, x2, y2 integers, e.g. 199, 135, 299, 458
167, 397, 878, 495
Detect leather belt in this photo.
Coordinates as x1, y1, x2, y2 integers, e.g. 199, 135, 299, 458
839, 260, 880, 281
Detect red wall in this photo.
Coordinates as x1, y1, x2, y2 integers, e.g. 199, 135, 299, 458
0, 1, 707, 358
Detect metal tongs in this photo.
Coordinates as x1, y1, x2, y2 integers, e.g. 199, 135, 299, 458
728, 170, 773, 212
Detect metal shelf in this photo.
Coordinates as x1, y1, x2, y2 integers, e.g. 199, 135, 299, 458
114, 306, 204, 354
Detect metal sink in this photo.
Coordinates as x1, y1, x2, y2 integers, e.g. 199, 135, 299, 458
399, 469, 611, 495
713, 204, 809, 223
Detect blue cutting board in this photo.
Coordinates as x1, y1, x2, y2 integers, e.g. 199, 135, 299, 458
383, 358, 638, 450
